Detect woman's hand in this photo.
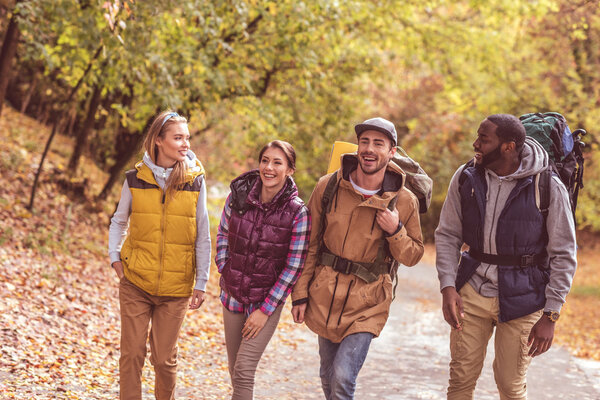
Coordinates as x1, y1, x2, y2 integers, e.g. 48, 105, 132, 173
111, 261, 124, 280
242, 309, 268, 340
189, 290, 205, 310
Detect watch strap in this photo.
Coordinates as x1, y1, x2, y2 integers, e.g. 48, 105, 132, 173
543, 311, 560, 322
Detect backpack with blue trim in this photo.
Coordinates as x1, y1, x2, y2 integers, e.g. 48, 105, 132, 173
519, 112, 586, 222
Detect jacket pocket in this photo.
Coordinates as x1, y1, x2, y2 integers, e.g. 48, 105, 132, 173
530, 266, 550, 286
450, 320, 467, 360
349, 275, 390, 309
517, 330, 532, 375
498, 266, 531, 297
382, 274, 393, 302
306, 266, 336, 324
122, 244, 139, 273
128, 249, 139, 272
309, 265, 326, 291
121, 241, 133, 269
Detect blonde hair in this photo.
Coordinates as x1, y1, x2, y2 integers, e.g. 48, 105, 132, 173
143, 110, 189, 200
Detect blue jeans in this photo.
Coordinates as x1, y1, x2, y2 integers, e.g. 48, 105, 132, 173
318, 332, 374, 400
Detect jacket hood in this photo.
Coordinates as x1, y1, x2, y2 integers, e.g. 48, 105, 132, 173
339, 153, 406, 193
511, 137, 549, 180
229, 169, 299, 212
143, 149, 203, 173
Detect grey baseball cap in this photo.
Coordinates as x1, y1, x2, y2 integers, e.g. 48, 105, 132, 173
354, 117, 397, 146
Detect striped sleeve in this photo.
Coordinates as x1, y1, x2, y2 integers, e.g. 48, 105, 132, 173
215, 194, 232, 274
260, 206, 311, 315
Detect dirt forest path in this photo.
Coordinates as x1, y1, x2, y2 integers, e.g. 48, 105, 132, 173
250, 262, 600, 400
2, 254, 598, 399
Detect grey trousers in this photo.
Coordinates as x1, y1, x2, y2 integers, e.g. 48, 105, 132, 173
222, 305, 283, 400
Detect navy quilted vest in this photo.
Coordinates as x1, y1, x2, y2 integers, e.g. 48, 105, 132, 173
456, 165, 549, 322
220, 170, 304, 304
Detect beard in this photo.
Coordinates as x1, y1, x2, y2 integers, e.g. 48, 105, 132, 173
358, 153, 388, 175
478, 144, 502, 167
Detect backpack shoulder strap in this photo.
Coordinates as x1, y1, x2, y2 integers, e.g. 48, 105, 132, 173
536, 166, 552, 220
316, 172, 341, 257
321, 172, 340, 214
571, 130, 585, 218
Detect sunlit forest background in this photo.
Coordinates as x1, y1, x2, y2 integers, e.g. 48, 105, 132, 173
1, 0, 599, 238
1, 1, 600, 398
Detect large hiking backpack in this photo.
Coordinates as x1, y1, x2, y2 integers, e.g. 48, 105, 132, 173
459, 113, 586, 223
324, 144, 433, 215
519, 112, 586, 221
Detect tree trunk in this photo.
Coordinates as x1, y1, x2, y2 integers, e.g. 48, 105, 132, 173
20, 72, 38, 113
28, 120, 60, 210
37, 99, 48, 122
97, 128, 145, 200
67, 84, 102, 172
28, 45, 104, 211
66, 106, 78, 137
40, 108, 50, 125
27, 3, 128, 211
0, 9, 20, 118
96, 86, 150, 201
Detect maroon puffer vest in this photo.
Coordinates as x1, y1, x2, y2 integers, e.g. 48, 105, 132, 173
220, 170, 305, 304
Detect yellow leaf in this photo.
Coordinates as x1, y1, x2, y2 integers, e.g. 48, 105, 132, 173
17, 210, 32, 218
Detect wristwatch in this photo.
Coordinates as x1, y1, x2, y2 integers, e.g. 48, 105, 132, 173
543, 311, 560, 322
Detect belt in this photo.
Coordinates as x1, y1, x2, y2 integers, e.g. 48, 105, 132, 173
468, 249, 547, 267
318, 250, 391, 283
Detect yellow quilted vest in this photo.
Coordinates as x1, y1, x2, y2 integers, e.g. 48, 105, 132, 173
120, 160, 205, 297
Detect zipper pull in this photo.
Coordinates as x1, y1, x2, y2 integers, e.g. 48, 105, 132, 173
471, 188, 474, 197
162, 193, 166, 204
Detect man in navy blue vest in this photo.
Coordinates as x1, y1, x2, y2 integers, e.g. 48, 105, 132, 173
435, 114, 577, 400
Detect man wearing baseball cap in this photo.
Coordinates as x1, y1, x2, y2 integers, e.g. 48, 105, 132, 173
291, 117, 424, 399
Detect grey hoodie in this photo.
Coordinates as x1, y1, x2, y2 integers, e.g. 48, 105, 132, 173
108, 150, 211, 292
435, 137, 577, 312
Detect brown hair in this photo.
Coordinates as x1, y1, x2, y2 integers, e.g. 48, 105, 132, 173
258, 140, 296, 170
143, 110, 189, 200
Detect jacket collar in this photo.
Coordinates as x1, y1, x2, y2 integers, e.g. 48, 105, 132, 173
135, 157, 205, 186
246, 171, 298, 208
339, 153, 405, 190
230, 169, 299, 211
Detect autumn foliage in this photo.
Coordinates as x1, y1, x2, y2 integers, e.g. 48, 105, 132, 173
2, 0, 600, 397
1, 100, 599, 398
0, 106, 325, 399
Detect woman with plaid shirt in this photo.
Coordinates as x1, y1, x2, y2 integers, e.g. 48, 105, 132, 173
215, 140, 311, 400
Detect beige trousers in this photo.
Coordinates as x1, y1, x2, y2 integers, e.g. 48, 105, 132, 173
119, 277, 189, 400
222, 305, 283, 400
448, 282, 542, 400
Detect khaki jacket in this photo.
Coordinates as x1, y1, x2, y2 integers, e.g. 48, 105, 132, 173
292, 154, 424, 342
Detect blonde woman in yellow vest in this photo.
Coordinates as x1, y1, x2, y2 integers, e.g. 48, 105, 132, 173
108, 110, 211, 400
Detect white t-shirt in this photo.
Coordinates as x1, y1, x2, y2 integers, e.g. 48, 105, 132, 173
349, 175, 380, 197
